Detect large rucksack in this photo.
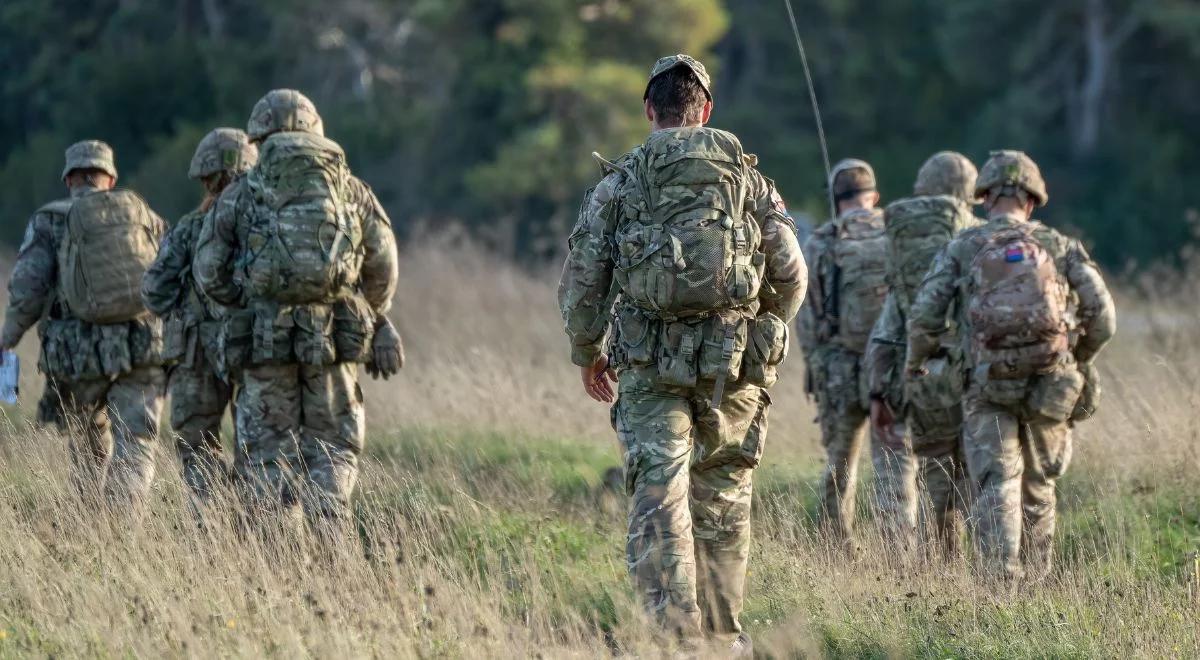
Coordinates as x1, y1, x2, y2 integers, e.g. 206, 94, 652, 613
243, 132, 362, 305
884, 196, 960, 314
611, 127, 762, 319
829, 210, 888, 352
967, 224, 1069, 375
58, 189, 159, 324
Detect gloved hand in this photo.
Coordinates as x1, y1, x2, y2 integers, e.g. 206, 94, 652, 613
1070, 361, 1101, 422
366, 317, 404, 380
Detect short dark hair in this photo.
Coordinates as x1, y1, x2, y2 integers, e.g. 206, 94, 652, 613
646, 67, 708, 126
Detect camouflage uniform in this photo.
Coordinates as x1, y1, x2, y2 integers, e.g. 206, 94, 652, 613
142, 128, 257, 505
195, 91, 398, 523
801, 161, 917, 550
866, 152, 980, 557
907, 151, 1116, 581
559, 55, 807, 646
1, 141, 166, 508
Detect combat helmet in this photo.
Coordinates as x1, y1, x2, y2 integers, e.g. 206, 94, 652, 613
829, 158, 876, 203
914, 151, 977, 202
188, 128, 258, 179
62, 140, 117, 181
246, 89, 324, 141
974, 150, 1048, 207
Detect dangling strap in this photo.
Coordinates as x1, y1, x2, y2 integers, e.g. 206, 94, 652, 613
710, 322, 739, 409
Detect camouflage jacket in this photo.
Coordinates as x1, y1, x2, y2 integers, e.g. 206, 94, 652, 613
194, 174, 399, 317
907, 212, 1116, 371
142, 208, 223, 324
558, 142, 807, 368
1, 199, 71, 348
797, 207, 884, 357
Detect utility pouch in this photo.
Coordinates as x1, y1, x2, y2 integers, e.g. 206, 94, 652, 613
332, 296, 376, 364
972, 364, 1028, 407
38, 321, 74, 379
699, 317, 747, 382
613, 306, 657, 368
221, 309, 254, 374
742, 312, 788, 388
906, 354, 965, 410
129, 316, 163, 369
251, 302, 295, 365
294, 304, 336, 367
97, 323, 133, 376
163, 313, 188, 365
1026, 366, 1086, 423
657, 322, 699, 387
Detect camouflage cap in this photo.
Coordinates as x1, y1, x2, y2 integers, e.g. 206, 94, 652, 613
975, 150, 1048, 207
246, 89, 325, 140
62, 140, 117, 180
188, 128, 258, 179
914, 151, 978, 202
644, 54, 712, 101
830, 158, 876, 201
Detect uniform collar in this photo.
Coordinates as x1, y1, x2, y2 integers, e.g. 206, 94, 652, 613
986, 211, 1029, 227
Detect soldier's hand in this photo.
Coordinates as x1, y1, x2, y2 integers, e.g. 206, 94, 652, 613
582, 355, 617, 404
368, 317, 404, 380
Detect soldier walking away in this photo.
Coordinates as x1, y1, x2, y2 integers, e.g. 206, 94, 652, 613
0, 140, 167, 509
866, 152, 981, 559
800, 159, 918, 554
906, 151, 1116, 583
558, 55, 807, 654
142, 128, 257, 511
195, 90, 400, 530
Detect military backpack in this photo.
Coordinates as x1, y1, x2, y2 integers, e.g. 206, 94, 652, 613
58, 189, 159, 324
828, 209, 888, 352
612, 127, 764, 320
243, 132, 362, 305
967, 224, 1069, 376
884, 196, 961, 314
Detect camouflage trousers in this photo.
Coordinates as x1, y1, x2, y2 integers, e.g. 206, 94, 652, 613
963, 368, 1079, 582
234, 362, 365, 523
168, 346, 234, 506
612, 366, 769, 645
42, 367, 166, 510
814, 347, 917, 550
903, 403, 969, 558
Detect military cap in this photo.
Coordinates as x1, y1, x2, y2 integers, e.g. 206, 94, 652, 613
914, 151, 978, 202
246, 89, 325, 140
644, 54, 712, 101
975, 150, 1048, 207
188, 128, 258, 179
62, 140, 117, 180
830, 158, 876, 201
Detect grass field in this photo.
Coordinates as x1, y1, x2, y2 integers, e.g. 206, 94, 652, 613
0, 234, 1196, 657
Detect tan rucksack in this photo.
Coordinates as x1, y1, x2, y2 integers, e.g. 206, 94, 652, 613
59, 189, 159, 324
612, 127, 762, 319
829, 210, 889, 352
884, 196, 961, 314
243, 132, 362, 305
967, 224, 1068, 375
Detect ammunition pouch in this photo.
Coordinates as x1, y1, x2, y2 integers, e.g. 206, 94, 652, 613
223, 298, 370, 372
37, 316, 162, 380
1026, 365, 1085, 423
742, 312, 789, 388
654, 314, 749, 389
332, 295, 377, 364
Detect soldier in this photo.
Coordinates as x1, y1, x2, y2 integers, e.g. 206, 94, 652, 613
801, 159, 917, 552
142, 128, 257, 508
0, 140, 167, 508
906, 150, 1116, 582
558, 55, 807, 653
194, 90, 401, 527
866, 152, 980, 558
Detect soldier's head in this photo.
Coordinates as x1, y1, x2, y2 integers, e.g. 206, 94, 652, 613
975, 150, 1048, 220
246, 89, 324, 142
643, 54, 713, 130
830, 158, 879, 215
914, 151, 977, 203
190, 128, 258, 203
62, 140, 117, 193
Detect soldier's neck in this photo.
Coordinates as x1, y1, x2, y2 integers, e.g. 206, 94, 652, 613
68, 184, 106, 199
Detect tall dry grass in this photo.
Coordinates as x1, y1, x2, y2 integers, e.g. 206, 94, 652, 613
0, 233, 1194, 657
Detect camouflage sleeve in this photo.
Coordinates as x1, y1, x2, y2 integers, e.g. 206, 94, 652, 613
1, 213, 57, 347
194, 182, 244, 306
1063, 240, 1116, 363
866, 293, 904, 396
749, 172, 807, 322
557, 173, 620, 367
141, 212, 196, 317
350, 179, 399, 316
906, 243, 962, 368
796, 231, 830, 356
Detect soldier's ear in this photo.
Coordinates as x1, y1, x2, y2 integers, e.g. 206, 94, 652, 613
700, 100, 713, 125
644, 99, 656, 124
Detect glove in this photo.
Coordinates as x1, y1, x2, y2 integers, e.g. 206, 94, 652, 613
366, 317, 404, 380
1070, 361, 1101, 422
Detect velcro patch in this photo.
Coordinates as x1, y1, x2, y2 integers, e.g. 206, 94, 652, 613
1005, 247, 1025, 263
